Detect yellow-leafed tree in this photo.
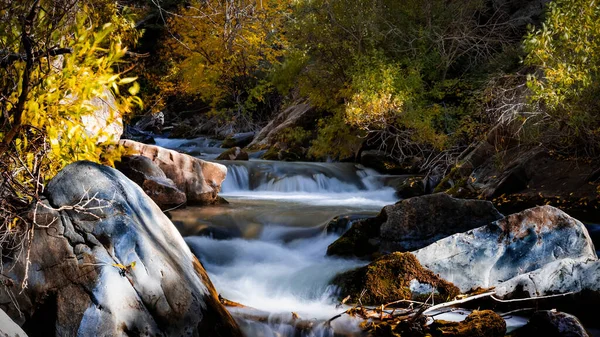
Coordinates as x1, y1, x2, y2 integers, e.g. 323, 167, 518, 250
160, 0, 290, 122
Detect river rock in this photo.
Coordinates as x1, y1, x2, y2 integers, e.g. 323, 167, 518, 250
413, 206, 598, 293
221, 132, 255, 148
216, 147, 249, 161
332, 252, 460, 305
116, 155, 186, 209
120, 139, 227, 205
327, 193, 503, 258
512, 310, 590, 337
325, 214, 373, 235
429, 310, 506, 337
0, 309, 28, 337
0, 161, 241, 337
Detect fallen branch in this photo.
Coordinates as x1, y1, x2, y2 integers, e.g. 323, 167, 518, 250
422, 291, 496, 315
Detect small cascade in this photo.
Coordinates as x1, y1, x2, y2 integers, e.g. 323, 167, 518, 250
220, 160, 393, 194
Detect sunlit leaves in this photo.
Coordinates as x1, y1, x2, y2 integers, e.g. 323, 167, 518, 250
0, 3, 142, 185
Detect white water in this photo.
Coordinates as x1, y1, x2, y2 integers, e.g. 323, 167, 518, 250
168, 154, 402, 336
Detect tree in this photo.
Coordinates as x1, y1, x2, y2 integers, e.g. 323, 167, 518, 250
158, 0, 290, 129
0, 0, 141, 275
524, 0, 600, 154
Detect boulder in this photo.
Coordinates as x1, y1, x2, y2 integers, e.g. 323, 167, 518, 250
221, 132, 255, 148
494, 258, 600, 299
115, 155, 186, 209
0, 309, 28, 337
120, 140, 227, 205
325, 214, 373, 235
0, 161, 241, 337
429, 310, 506, 337
121, 124, 155, 144
512, 310, 590, 337
216, 147, 249, 161
331, 252, 460, 305
327, 193, 503, 258
413, 206, 598, 293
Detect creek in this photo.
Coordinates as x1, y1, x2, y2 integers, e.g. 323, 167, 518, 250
157, 137, 527, 336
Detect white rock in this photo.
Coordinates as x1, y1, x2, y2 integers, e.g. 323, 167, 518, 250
413, 206, 597, 293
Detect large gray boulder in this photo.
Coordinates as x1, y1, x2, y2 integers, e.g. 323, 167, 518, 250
327, 193, 503, 258
120, 140, 227, 205
0, 161, 241, 337
413, 206, 597, 293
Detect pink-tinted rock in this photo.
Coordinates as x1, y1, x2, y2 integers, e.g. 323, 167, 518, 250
120, 140, 227, 205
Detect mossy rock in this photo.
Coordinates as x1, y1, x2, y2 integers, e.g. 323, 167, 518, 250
429, 310, 506, 337
216, 147, 249, 161
221, 137, 237, 148
331, 252, 460, 305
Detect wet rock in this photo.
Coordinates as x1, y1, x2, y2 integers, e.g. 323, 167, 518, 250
0, 309, 28, 337
414, 206, 597, 293
0, 161, 241, 337
327, 193, 503, 258
325, 214, 373, 235
512, 310, 590, 337
116, 155, 187, 209
120, 140, 227, 205
327, 216, 382, 258
121, 125, 155, 144
331, 252, 459, 305
221, 132, 255, 148
216, 147, 249, 161
429, 310, 506, 337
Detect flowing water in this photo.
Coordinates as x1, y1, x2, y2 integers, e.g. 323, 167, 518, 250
171, 157, 398, 336
161, 138, 528, 336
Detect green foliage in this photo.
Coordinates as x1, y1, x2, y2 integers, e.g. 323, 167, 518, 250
275, 127, 312, 148
275, 0, 515, 162
524, 0, 600, 147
